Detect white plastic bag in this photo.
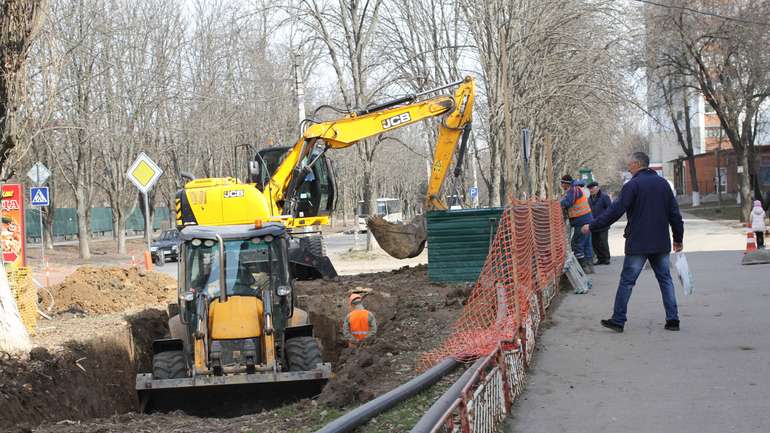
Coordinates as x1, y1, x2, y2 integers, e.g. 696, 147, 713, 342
673, 252, 694, 296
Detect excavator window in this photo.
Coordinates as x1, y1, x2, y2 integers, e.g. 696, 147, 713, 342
185, 238, 289, 299
255, 146, 336, 218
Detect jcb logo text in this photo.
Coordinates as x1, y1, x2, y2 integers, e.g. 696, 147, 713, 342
382, 113, 411, 129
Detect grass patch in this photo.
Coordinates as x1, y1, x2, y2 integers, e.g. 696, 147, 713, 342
356, 374, 458, 433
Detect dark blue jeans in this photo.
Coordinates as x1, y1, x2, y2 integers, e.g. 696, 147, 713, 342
610, 253, 679, 325
570, 227, 593, 260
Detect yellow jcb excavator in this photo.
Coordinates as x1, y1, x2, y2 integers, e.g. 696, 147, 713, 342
136, 77, 475, 411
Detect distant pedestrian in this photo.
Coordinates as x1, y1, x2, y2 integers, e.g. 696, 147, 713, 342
343, 293, 377, 346
751, 200, 766, 249
560, 175, 594, 274
582, 152, 684, 332
587, 181, 612, 265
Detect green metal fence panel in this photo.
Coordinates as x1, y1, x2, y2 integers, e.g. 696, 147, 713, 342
91, 208, 113, 233
23, 207, 171, 239
54, 208, 79, 237
25, 209, 41, 238
127, 207, 170, 231
427, 207, 505, 282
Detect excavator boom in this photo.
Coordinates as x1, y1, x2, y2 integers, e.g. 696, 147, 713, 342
264, 77, 476, 258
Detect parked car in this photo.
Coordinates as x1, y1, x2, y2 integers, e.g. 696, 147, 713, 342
150, 229, 180, 265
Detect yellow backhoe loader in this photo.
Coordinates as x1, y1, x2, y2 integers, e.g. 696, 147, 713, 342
136, 77, 474, 411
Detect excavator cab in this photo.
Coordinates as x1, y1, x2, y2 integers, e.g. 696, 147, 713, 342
136, 223, 331, 412
252, 145, 336, 219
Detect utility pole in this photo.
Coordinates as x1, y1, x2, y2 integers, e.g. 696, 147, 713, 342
294, 52, 306, 126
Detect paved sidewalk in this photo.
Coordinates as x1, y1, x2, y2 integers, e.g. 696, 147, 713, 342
504, 247, 770, 433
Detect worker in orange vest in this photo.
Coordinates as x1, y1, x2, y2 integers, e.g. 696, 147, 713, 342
560, 175, 594, 274
343, 293, 377, 346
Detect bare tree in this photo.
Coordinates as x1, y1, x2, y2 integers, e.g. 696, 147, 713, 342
0, 0, 47, 353
650, 0, 770, 219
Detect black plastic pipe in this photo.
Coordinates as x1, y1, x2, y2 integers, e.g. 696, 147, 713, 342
410, 357, 485, 433
314, 357, 459, 433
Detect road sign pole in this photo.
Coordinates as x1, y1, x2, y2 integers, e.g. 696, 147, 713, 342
144, 191, 151, 251
39, 206, 45, 268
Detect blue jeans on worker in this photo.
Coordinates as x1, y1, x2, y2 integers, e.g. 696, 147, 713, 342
610, 253, 678, 326
571, 227, 593, 260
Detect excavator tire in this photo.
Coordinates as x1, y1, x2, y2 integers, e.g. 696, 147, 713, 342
367, 214, 427, 259
302, 235, 326, 258
152, 350, 187, 379
285, 336, 323, 372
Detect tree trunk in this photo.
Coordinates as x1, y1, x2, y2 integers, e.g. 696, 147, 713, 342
739, 149, 752, 222
362, 159, 375, 252
117, 211, 127, 255
0, 266, 31, 354
489, 135, 501, 207
43, 206, 54, 250
686, 153, 700, 207
76, 196, 91, 260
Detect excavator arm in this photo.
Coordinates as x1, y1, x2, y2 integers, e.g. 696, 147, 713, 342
266, 76, 475, 215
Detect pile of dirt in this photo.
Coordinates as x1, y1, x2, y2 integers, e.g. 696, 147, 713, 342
48, 266, 176, 315
24, 266, 470, 432
295, 264, 469, 408
0, 308, 170, 432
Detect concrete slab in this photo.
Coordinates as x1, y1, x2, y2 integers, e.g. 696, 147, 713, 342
504, 219, 770, 433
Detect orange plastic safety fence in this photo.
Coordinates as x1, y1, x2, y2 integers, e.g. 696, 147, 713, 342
422, 200, 565, 367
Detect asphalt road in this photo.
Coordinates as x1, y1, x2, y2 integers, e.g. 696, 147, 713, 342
504, 217, 770, 433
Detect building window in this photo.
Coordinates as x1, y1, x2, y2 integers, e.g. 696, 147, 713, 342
706, 127, 724, 138
704, 102, 716, 113
676, 110, 683, 121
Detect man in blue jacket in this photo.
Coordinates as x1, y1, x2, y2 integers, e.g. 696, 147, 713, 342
581, 152, 684, 332
587, 181, 612, 265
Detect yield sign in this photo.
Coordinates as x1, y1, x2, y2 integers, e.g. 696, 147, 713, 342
127, 152, 163, 193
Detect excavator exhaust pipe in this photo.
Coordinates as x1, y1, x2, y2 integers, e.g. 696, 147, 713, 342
367, 215, 427, 259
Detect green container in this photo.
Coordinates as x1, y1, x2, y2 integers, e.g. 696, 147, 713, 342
427, 207, 505, 282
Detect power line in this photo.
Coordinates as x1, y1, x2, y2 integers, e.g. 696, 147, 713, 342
630, 0, 770, 27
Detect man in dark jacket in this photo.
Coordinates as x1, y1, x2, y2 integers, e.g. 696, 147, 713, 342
581, 152, 684, 332
587, 181, 612, 265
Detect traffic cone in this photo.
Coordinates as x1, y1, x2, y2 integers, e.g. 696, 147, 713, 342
745, 223, 757, 254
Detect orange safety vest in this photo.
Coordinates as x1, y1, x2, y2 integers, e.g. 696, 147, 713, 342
348, 309, 371, 341
568, 188, 591, 219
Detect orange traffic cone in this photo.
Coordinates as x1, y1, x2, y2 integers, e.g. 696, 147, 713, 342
745, 223, 757, 254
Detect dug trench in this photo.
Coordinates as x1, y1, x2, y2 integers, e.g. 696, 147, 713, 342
1, 265, 470, 432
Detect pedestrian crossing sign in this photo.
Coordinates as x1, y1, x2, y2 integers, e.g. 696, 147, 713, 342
30, 187, 50, 206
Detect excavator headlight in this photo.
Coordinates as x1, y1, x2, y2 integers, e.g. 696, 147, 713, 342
276, 285, 291, 296
191, 239, 202, 246
203, 239, 215, 247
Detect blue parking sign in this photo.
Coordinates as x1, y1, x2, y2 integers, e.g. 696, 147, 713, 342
30, 187, 50, 206
469, 186, 478, 199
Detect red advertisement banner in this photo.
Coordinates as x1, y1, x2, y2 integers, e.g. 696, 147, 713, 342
1, 184, 26, 268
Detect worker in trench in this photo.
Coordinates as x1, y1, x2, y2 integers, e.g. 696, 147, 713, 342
342, 293, 377, 347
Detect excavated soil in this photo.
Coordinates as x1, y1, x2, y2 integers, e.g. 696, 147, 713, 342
6, 265, 469, 432
48, 266, 176, 315
0, 309, 169, 432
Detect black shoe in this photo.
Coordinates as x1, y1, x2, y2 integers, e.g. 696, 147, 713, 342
664, 320, 680, 331
601, 319, 623, 333
598, 260, 611, 265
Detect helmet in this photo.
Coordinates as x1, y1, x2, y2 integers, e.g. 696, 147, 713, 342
349, 293, 363, 306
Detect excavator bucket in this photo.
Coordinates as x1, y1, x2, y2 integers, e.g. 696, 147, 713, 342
367, 214, 427, 259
